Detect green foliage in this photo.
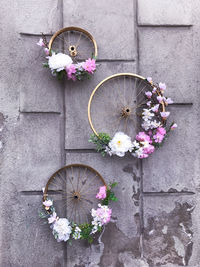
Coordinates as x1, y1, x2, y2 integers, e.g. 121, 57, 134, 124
79, 223, 94, 243
102, 182, 118, 206
89, 133, 111, 156
43, 63, 49, 68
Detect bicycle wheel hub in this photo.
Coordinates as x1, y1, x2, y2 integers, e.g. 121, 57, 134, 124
69, 45, 77, 57
121, 106, 132, 118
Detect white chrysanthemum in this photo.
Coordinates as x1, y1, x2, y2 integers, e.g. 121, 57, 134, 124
53, 218, 72, 242
48, 53, 73, 72
108, 132, 133, 157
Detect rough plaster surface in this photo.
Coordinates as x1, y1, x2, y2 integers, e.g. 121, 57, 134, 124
0, 0, 200, 267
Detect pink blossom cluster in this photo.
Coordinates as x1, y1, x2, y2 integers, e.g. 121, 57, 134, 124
65, 58, 96, 81
134, 132, 155, 159
93, 204, 112, 225
153, 127, 166, 143
96, 186, 107, 200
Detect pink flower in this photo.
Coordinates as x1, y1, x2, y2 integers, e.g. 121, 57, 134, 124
147, 77, 153, 83
96, 186, 107, 200
159, 82, 166, 91
157, 96, 163, 103
66, 64, 76, 81
143, 144, 155, 154
153, 132, 164, 143
136, 132, 151, 143
147, 101, 151, 107
44, 48, 50, 56
151, 104, 159, 113
152, 87, 157, 93
37, 38, 45, 47
96, 206, 112, 224
171, 123, 177, 130
145, 91, 152, 99
157, 127, 166, 135
165, 97, 173, 105
139, 153, 149, 159
160, 111, 170, 119
43, 199, 53, 207
148, 130, 153, 136
82, 58, 96, 73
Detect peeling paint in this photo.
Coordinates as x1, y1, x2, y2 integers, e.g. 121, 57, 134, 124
144, 202, 194, 266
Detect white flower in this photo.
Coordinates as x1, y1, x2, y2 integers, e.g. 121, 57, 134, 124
142, 109, 154, 121
132, 147, 144, 158
151, 104, 159, 113
141, 120, 152, 131
159, 82, 166, 91
37, 38, 45, 47
160, 111, 170, 119
53, 218, 72, 242
105, 146, 113, 156
48, 53, 73, 72
48, 212, 57, 224
72, 226, 81, 240
132, 140, 140, 149
108, 132, 133, 157
150, 120, 161, 129
157, 96, 163, 103
43, 199, 53, 207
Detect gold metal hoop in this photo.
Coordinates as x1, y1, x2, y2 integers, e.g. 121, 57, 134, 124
88, 73, 165, 137
48, 26, 98, 58
43, 164, 106, 201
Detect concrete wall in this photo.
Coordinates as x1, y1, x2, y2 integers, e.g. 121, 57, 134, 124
0, 0, 200, 266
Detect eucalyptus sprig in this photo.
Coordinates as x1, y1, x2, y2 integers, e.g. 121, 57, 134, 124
89, 133, 111, 156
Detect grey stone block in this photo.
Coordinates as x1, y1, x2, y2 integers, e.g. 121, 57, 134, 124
143, 195, 195, 266
139, 27, 196, 103
65, 152, 141, 266
143, 105, 198, 193
17, 0, 61, 34
0, 194, 64, 267
6, 114, 62, 191
63, 0, 136, 60
65, 62, 136, 149
138, 0, 192, 26
19, 36, 63, 113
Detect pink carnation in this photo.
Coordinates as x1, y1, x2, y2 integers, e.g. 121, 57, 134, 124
82, 58, 96, 73
157, 127, 166, 135
66, 64, 76, 81
96, 186, 107, 200
136, 132, 151, 143
143, 144, 155, 154
153, 132, 164, 143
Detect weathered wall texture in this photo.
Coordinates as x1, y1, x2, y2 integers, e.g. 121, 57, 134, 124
0, 0, 200, 266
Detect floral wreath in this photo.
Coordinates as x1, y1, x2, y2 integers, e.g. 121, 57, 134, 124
89, 77, 177, 159
40, 183, 118, 244
37, 36, 96, 81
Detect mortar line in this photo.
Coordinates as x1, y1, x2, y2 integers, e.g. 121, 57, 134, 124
59, 0, 69, 265
19, 111, 61, 114
135, 0, 145, 260
143, 191, 195, 196
138, 25, 192, 28
65, 149, 97, 153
